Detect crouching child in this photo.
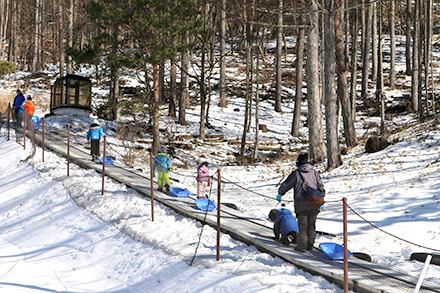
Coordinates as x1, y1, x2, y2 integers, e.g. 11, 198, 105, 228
274, 204, 299, 245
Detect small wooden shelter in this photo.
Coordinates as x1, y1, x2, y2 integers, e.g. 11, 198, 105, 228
50, 74, 92, 115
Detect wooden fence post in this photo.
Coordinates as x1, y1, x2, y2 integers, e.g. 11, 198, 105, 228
102, 136, 106, 195
217, 168, 221, 261
343, 197, 348, 293
150, 152, 155, 222
67, 124, 70, 176
42, 117, 45, 162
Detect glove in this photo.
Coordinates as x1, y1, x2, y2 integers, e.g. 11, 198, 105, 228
153, 173, 155, 177
168, 166, 172, 171
276, 194, 283, 202
320, 205, 325, 210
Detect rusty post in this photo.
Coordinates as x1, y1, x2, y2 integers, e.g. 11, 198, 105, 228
101, 136, 106, 195
343, 197, 348, 293
150, 152, 155, 222
23, 115, 26, 150
42, 117, 45, 162
67, 124, 70, 176
217, 168, 221, 261
7, 103, 10, 141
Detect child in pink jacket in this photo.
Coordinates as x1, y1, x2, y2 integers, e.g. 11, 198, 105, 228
196, 162, 211, 199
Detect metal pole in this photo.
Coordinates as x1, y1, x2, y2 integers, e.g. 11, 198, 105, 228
150, 152, 155, 222
343, 197, 348, 293
7, 103, 10, 141
101, 136, 106, 195
42, 118, 45, 162
67, 124, 70, 176
217, 168, 221, 261
414, 254, 432, 293
23, 115, 26, 150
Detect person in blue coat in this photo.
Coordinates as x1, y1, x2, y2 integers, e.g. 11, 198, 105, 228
274, 204, 299, 246
86, 119, 104, 161
153, 146, 172, 192
12, 89, 26, 126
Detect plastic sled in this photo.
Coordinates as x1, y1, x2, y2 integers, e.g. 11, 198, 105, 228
170, 187, 191, 198
98, 157, 114, 165
30, 116, 40, 130
319, 242, 353, 261
195, 199, 216, 212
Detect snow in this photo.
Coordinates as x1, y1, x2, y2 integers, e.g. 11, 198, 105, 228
0, 32, 440, 292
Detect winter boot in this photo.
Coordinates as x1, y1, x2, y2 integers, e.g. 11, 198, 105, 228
158, 186, 163, 191
165, 184, 170, 192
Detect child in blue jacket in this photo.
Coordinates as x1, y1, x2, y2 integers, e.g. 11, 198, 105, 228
86, 119, 104, 161
153, 146, 172, 192
274, 204, 299, 245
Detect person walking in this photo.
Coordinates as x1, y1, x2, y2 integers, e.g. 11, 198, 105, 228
12, 89, 25, 114
196, 161, 211, 199
86, 119, 104, 161
277, 153, 325, 252
153, 146, 172, 192
273, 204, 299, 246
22, 96, 36, 116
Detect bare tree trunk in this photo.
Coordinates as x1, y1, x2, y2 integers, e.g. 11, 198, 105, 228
240, 21, 252, 157
31, 0, 41, 72
324, 0, 342, 170
274, 0, 283, 112
59, 0, 65, 77
411, 0, 419, 115
361, 0, 373, 99
406, 0, 412, 75
349, 2, 358, 122
306, 0, 326, 163
291, 14, 305, 137
169, 57, 177, 117
425, 0, 432, 115
371, 3, 377, 82
336, 0, 358, 148
159, 61, 165, 102
377, 3, 385, 135
253, 28, 261, 161
152, 64, 160, 155
199, 0, 208, 140
389, 0, 396, 89
178, 33, 189, 125
66, 0, 74, 74
219, 0, 227, 107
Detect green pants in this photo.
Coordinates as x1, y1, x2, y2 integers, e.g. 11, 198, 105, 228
157, 171, 170, 187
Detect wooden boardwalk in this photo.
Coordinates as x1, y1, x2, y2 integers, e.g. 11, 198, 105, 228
14, 126, 440, 293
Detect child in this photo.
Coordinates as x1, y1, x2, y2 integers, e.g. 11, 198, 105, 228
86, 119, 104, 161
196, 162, 211, 199
273, 204, 299, 246
153, 146, 172, 192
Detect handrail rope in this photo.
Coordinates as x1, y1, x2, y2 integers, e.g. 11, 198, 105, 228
346, 202, 440, 252
231, 200, 283, 275
189, 182, 213, 266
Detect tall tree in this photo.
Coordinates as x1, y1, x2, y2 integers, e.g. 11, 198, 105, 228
218, 0, 227, 108
324, 0, 342, 170
336, 0, 357, 148
291, 14, 305, 137
274, 0, 283, 112
389, 0, 396, 89
361, 0, 373, 99
306, 0, 326, 163
405, 0, 412, 75
411, 0, 419, 116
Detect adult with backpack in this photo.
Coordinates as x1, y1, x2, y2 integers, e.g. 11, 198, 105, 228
276, 153, 325, 252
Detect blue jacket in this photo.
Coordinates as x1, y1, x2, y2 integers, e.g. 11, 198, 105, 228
13, 93, 25, 111
153, 153, 172, 173
87, 123, 104, 140
274, 208, 299, 238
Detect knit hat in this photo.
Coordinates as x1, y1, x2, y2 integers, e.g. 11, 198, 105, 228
158, 145, 166, 153
92, 119, 99, 125
296, 153, 309, 166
